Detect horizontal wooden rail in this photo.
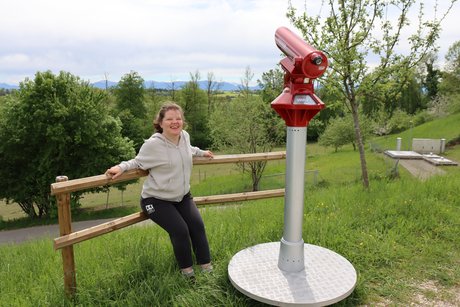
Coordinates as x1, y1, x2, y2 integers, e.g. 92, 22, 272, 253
50, 151, 286, 196
193, 151, 286, 165
54, 188, 285, 250
50, 169, 147, 196
193, 188, 284, 205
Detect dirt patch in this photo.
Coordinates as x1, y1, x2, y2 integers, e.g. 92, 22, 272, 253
361, 281, 460, 306
410, 281, 460, 307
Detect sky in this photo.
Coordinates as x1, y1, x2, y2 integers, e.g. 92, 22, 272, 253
0, 0, 458, 86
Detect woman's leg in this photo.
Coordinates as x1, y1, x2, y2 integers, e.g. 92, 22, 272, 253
176, 194, 211, 265
141, 198, 193, 269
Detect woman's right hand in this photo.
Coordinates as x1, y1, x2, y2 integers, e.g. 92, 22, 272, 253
105, 165, 123, 179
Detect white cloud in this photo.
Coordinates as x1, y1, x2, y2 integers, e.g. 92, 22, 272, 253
0, 0, 457, 84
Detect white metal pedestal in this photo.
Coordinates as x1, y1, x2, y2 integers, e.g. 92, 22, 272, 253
228, 242, 357, 306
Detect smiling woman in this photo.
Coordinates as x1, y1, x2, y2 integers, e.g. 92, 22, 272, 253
105, 101, 214, 278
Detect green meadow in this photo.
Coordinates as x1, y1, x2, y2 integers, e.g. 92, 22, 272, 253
0, 113, 459, 306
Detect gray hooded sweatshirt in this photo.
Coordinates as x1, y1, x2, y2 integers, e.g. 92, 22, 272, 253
118, 130, 206, 202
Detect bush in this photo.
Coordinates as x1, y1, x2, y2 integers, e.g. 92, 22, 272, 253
447, 93, 460, 114
318, 116, 355, 151
387, 109, 412, 133
0, 71, 135, 218
412, 110, 434, 126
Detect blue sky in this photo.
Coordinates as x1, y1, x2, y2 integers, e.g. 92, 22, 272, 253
0, 0, 458, 85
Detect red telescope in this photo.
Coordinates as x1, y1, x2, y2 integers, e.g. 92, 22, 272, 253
271, 27, 329, 127
275, 27, 328, 79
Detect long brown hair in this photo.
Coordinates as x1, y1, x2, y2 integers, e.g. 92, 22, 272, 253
153, 102, 186, 133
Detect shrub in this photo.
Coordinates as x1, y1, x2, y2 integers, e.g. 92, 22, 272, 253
387, 109, 412, 133
412, 110, 434, 126
447, 93, 460, 114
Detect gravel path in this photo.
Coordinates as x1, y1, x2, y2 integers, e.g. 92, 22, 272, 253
398, 159, 446, 180
0, 218, 118, 245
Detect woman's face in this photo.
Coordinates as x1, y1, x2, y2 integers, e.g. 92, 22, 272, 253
160, 109, 183, 138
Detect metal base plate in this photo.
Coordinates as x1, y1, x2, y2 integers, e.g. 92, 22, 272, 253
228, 242, 357, 306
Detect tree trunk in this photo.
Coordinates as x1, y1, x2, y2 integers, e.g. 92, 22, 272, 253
106, 189, 110, 209
251, 163, 259, 191
250, 160, 268, 192
18, 201, 37, 218
350, 101, 369, 189
252, 177, 260, 192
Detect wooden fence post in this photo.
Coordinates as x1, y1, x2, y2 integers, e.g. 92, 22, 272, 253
55, 176, 76, 296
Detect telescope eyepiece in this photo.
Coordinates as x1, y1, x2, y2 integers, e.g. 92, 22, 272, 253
311, 54, 323, 65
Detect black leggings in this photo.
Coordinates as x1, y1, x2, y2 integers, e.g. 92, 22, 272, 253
140, 193, 211, 269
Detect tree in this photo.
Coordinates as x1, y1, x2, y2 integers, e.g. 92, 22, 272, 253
209, 96, 284, 191
239, 66, 254, 100
319, 114, 372, 152
397, 70, 425, 115
168, 77, 179, 101
0, 88, 13, 97
179, 71, 211, 148
206, 72, 221, 115
319, 116, 356, 152
257, 67, 284, 103
445, 40, 460, 73
307, 80, 348, 140
114, 71, 147, 118
0, 71, 135, 218
116, 109, 146, 151
113, 71, 149, 151
257, 67, 288, 140
287, 0, 455, 188
439, 41, 460, 113
209, 70, 284, 191
422, 53, 440, 101
363, 67, 425, 118
439, 40, 460, 96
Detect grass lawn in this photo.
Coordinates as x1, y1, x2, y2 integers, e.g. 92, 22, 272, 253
1, 170, 459, 306
0, 112, 459, 306
371, 112, 460, 151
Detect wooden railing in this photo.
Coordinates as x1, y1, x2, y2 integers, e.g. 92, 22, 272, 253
51, 151, 286, 296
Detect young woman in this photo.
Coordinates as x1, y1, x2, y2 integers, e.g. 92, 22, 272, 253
105, 102, 213, 277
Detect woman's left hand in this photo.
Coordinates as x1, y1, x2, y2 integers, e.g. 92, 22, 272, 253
203, 150, 214, 158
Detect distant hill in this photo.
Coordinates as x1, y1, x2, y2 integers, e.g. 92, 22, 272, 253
90, 80, 118, 89
92, 80, 260, 91
0, 83, 19, 90
1, 80, 260, 91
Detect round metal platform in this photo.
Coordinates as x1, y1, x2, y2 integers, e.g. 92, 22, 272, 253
228, 242, 357, 306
